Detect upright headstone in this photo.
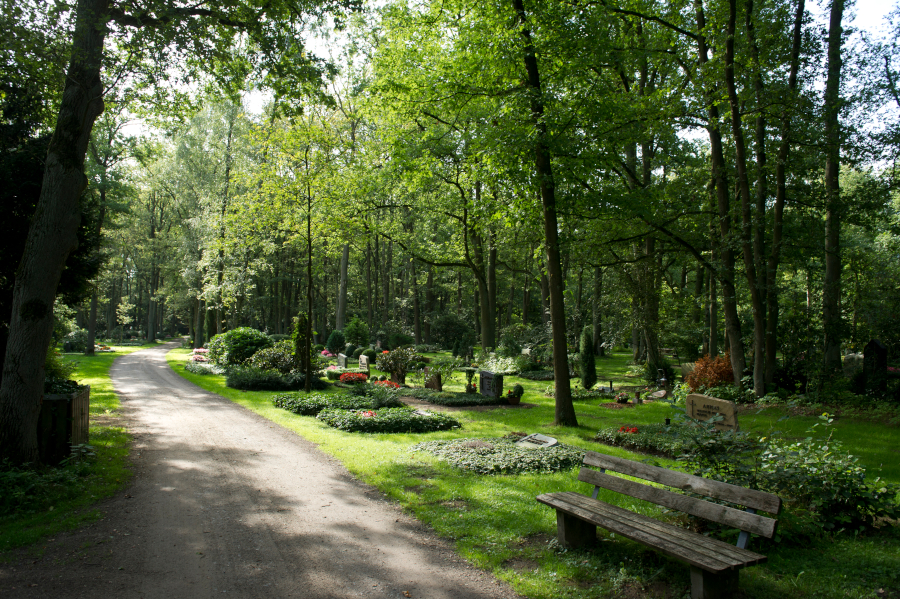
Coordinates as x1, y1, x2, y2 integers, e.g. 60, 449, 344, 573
685, 394, 738, 432
480, 371, 503, 399
337, 353, 348, 368
864, 339, 888, 393
424, 367, 443, 391
359, 354, 370, 374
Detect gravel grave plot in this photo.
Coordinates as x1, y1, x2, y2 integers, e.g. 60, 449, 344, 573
0, 343, 522, 599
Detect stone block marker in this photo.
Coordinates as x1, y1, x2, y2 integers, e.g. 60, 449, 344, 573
686, 394, 739, 432
479, 370, 503, 398
337, 353, 347, 368
359, 354, 370, 374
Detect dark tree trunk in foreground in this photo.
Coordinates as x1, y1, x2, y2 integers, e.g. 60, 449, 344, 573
513, 0, 577, 426
0, 0, 109, 464
822, 0, 845, 373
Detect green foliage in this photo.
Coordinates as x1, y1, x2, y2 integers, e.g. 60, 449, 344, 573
361, 348, 377, 362
642, 357, 675, 387
509, 384, 524, 399
268, 334, 291, 342
317, 407, 460, 433
430, 313, 473, 349
325, 367, 366, 380
517, 369, 554, 381
207, 327, 273, 366
351, 347, 365, 358
399, 387, 508, 407
579, 326, 597, 390
343, 317, 370, 346
271, 392, 403, 416
225, 366, 325, 391
246, 340, 295, 374
62, 328, 88, 352
44, 345, 77, 383
496, 332, 522, 358
411, 437, 584, 475
344, 344, 357, 357
0, 457, 96, 517
375, 347, 417, 381
184, 361, 225, 375
595, 423, 685, 455
326, 329, 345, 354
477, 355, 518, 375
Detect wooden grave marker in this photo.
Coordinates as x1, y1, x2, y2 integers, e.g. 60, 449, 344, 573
685, 394, 739, 432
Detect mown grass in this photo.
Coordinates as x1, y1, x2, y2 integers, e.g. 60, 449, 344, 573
0, 341, 164, 554
166, 348, 900, 599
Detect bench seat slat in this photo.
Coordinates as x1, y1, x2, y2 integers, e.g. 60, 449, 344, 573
537, 492, 768, 572
583, 451, 781, 514
554, 492, 766, 566
578, 468, 778, 538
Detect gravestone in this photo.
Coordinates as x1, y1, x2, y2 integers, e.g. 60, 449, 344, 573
480, 370, 503, 399
843, 352, 864, 376
359, 354, 370, 374
864, 339, 888, 393
515, 433, 558, 450
337, 353, 347, 368
424, 367, 443, 391
685, 394, 739, 432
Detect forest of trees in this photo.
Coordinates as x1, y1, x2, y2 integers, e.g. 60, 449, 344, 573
2, 0, 900, 462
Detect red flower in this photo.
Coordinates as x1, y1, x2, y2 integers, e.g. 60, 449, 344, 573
618, 426, 639, 434
360, 410, 377, 418
339, 373, 369, 384
373, 380, 400, 389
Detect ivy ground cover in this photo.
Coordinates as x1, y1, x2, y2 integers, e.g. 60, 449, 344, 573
166, 348, 900, 599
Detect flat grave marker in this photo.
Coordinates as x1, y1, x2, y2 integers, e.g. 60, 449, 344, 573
515, 433, 559, 450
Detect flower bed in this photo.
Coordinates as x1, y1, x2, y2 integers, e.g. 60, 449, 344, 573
339, 372, 368, 384
411, 437, 585, 474
594, 423, 683, 456
272, 392, 401, 415
317, 407, 460, 433
373, 380, 400, 389
325, 368, 366, 381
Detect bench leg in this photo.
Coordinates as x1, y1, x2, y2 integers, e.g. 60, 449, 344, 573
556, 511, 595, 549
690, 566, 739, 599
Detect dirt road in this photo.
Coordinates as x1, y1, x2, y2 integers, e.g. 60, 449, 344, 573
0, 344, 521, 599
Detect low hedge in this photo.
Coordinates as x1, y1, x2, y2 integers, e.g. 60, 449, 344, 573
594, 423, 684, 456
411, 437, 585, 474
226, 366, 327, 391
272, 393, 402, 415
399, 387, 510, 407
317, 407, 461, 433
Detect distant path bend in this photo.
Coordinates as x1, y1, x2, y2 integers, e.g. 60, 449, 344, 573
1, 343, 521, 599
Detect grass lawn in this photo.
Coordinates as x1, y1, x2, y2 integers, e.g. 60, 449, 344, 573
166, 348, 900, 598
0, 340, 167, 554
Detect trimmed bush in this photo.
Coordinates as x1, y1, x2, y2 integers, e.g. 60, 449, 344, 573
362, 348, 377, 362
246, 340, 295, 374
326, 330, 346, 355
343, 317, 370, 346
184, 362, 226, 375
579, 326, 597, 390
595, 423, 684, 456
208, 327, 273, 366
272, 392, 401, 415
411, 437, 584, 475
351, 347, 365, 359
325, 367, 367, 380
226, 366, 326, 391
400, 387, 509, 407
345, 344, 358, 358
317, 407, 460, 433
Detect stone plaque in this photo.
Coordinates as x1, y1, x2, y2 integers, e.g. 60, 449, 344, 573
359, 354, 370, 373
337, 353, 347, 368
479, 370, 503, 398
515, 433, 558, 450
685, 394, 738, 432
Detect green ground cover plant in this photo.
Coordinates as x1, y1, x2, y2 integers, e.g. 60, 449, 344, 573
412, 437, 585, 474
272, 392, 404, 415
399, 387, 510, 407
0, 342, 155, 552
166, 348, 900, 599
317, 407, 461, 433
594, 422, 685, 455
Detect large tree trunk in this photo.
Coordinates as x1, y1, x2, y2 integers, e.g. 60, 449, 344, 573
593, 266, 603, 355
513, 0, 576, 426
0, 0, 109, 465
336, 243, 349, 330
822, 0, 845, 373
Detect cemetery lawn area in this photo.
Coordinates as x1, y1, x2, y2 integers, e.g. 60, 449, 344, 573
0, 342, 161, 553
166, 348, 900, 599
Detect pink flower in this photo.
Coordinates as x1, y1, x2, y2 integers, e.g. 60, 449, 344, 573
360, 410, 377, 418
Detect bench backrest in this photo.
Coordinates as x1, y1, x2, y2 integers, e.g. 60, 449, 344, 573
579, 451, 781, 540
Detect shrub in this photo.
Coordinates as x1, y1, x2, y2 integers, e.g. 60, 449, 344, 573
496, 333, 522, 358
268, 334, 291, 342
326, 330, 346, 355
579, 326, 597, 390
518, 370, 555, 381
399, 387, 508, 407
45, 345, 77, 382
343, 317, 370, 346
351, 347, 365, 359
339, 372, 368, 384
184, 362, 226, 375
272, 392, 401, 415
344, 344, 357, 358
246, 340, 295, 374
642, 357, 676, 387
62, 328, 88, 352
362, 348, 377, 362
376, 347, 418, 383
430, 314, 474, 348
226, 366, 326, 391
317, 407, 460, 433
208, 327, 273, 366
595, 423, 685, 456
478, 356, 518, 375
411, 437, 584, 475
684, 354, 734, 392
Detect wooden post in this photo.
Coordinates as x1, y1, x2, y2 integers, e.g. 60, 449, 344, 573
690, 566, 739, 599
556, 512, 595, 549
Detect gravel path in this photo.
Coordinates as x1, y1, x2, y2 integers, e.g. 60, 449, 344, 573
0, 343, 522, 599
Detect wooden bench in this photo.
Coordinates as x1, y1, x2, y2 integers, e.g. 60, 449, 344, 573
536, 451, 781, 599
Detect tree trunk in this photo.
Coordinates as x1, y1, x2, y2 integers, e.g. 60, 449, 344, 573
0, 0, 108, 465
513, 0, 576, 426
822, 0, 845, 373
336, 243, 349, 330
593, 266, 603, 356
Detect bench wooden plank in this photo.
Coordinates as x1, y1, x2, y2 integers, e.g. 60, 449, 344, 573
578, 468, 778, 538
555, 492, 767, 566
538, 492, 767, 572
583, 451, 781, 514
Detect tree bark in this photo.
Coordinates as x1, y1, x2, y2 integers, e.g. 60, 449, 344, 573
512, 0, 576, 426
0, 0, 109, 464
822, 0, 845, 373
336, 242, 349, 330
